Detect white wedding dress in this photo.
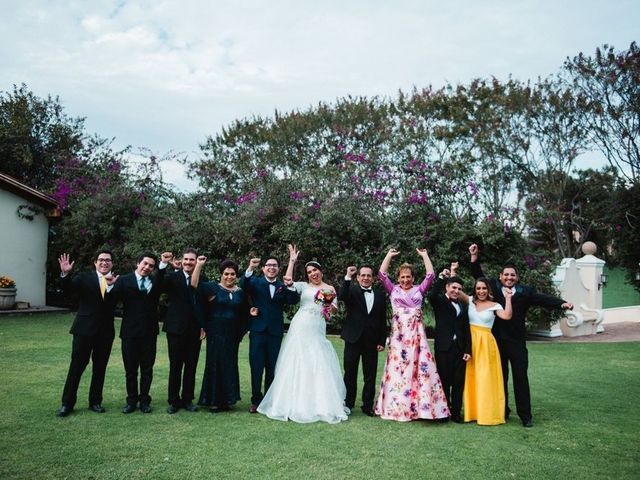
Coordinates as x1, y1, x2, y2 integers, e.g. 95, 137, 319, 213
257, 282, 349, 423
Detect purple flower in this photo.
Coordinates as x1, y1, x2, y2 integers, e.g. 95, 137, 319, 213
256, 169, 268, 178
289, 191, 308, 201
407, 190, 428, 205
236, 191, 258, 205
524, 254, 536, 269
468, 181, 479, 195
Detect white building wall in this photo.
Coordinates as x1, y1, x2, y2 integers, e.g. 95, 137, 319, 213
0, 189, 50, 306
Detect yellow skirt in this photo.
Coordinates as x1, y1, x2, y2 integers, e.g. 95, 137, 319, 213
463, 325, 505, 425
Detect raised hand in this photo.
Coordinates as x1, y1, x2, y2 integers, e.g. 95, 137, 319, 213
160, 252, 174, 264
287, 244, 299, 263
346, 266, 357, 277
249, 257, 261, 270
105, 274, 119, 286
386, 248, 400, 257
58, 253, 75, 274
171, 258, 182, 269
469, 244, 478, 256
416, 248, 430, 258
196, 255, 207, 266
450, 261, 459, 275
283, 275, 293, 287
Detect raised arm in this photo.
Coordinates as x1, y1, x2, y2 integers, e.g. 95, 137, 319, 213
191, 255, 206, 288
469, 243, 486, 279
416, 248, 435, 293
495, 289, 513, 320
284, 244, 299, 285
338, 265, 357, 302
379, 248, 399, 275
416, 248, 434, 275
58, 253, 75, 276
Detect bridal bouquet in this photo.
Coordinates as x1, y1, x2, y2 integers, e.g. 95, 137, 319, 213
314, 289, 336, 322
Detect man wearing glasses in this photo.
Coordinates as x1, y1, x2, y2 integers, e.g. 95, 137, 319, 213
55, 250, 117, 417
244, 256, 300, 413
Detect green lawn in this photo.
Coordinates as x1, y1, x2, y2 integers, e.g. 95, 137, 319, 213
603, 266, 640, 308
1, 313, 639, 479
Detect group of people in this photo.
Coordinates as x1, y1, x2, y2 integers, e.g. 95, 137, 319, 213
55, 243, 572, 428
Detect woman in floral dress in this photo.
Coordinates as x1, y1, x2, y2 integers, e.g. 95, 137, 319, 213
374, 247, 450, 422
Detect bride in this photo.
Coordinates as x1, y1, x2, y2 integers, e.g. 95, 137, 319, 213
257, 244, 349, 423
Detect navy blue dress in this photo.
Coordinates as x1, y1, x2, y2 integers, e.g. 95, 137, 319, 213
196, 282, 248, 408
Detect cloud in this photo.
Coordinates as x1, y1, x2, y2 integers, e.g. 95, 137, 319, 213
1, 0, 638, 190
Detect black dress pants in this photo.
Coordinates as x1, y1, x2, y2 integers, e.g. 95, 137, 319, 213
167, 330, 202, 406
61, 333, 114, 408
497, 338, 531, 421
435, 344, 466, 417
343, 335, 379, 411
121, 335, 157, 405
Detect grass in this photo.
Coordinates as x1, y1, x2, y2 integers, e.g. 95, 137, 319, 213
1, 313, 639, 479
603, 266, 640, 308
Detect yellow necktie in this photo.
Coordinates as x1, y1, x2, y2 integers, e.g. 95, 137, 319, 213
100, 275, 107, 299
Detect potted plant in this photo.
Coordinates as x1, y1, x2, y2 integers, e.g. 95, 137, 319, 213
0, 276, 17, 310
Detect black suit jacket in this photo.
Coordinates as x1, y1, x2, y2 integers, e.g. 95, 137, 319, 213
112, 269, 166, 339
471, 260, 566, 342
60, 271, 116, 337
158, 269, 199, 335
427, 277, 471, 354
338, 279, 388, 347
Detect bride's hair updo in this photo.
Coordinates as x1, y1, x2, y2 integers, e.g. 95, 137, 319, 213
305, 261, 322, 271
396, 262, 415, 277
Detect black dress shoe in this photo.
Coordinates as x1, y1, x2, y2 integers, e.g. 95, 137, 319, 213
361, 408, 375, 417
184, 403, 198, 412
56, 405, 73, 417
522, 418, 533, 428
89, 404, 105, 413
248, 404, 258, 414
451, 415, 463, 424
122, 404, 136, 414
167, 405, 179, 414
140, 403, 152, 413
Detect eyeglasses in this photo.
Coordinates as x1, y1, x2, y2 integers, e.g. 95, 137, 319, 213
97, 258, 112, 263
264, 263, 278, 267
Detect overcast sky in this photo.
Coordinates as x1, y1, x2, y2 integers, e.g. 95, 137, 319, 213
1, 0, 638, 191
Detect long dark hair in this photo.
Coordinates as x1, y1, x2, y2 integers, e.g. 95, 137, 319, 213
473, 277, 494, 301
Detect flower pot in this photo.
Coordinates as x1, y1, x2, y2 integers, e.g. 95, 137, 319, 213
0, 288, 17, 310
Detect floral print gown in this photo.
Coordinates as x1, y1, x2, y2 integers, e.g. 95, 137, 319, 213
374, 271, 450, 421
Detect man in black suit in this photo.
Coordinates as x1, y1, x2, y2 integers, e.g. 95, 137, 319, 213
158, 248, 202, 414
112, 251, 169, 414
55, 250, 117, 417
469, 244, 573, 427
243, 256, 300, 413
338, 265, 388, 416
427, 268, 471, 423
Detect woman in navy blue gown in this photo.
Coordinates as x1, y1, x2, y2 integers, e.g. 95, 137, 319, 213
191, 257, 249, 412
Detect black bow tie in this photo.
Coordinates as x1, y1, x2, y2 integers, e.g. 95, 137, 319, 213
449, 298, 458, 304
361, 288, 372, 293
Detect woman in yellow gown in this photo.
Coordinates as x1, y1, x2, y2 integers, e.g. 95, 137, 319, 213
458, 276, 513, 425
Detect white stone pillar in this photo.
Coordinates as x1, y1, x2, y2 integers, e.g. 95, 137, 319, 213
576, 242, 606, 332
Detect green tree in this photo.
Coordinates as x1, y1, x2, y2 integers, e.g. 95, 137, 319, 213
564, 42, 640, 184
0, 84, 85, 191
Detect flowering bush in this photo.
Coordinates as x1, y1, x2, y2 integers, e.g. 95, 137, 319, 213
0, 276, 16, 288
